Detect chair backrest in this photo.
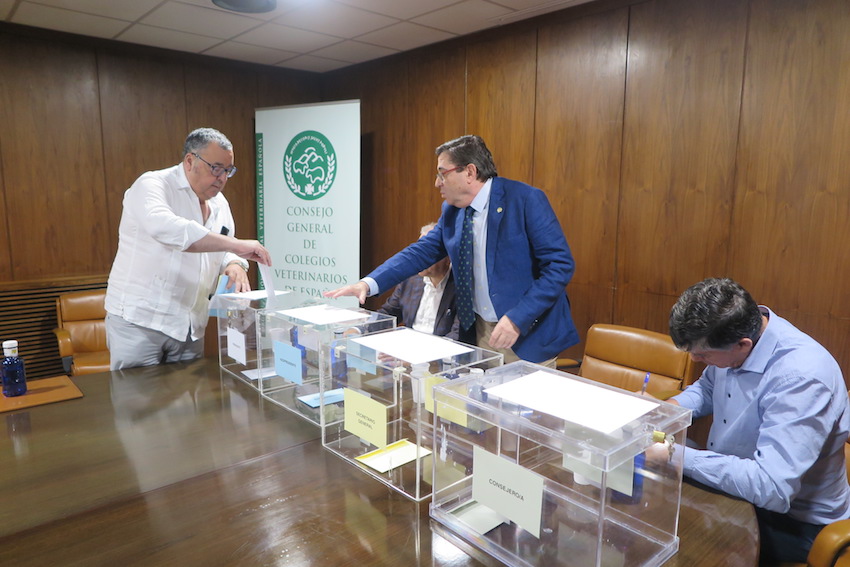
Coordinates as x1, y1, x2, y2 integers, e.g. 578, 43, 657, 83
56, 289, 108, 354
579, 323, 701, 395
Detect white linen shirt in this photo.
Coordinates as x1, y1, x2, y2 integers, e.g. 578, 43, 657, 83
105, 164, 242, 341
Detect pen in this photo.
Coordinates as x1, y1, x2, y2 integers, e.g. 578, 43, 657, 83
641, 371, 650, 395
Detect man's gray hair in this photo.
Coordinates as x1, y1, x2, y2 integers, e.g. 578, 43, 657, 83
183, 128, 233, 157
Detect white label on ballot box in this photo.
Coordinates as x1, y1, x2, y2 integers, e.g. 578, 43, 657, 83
226, 327, 247, 365
472, 446, 544, 538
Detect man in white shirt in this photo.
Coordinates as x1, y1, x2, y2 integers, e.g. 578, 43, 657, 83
378, 223, 458, 339
105, 128, 271, 370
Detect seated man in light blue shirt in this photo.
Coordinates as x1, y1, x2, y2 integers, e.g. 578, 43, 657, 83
666, 278, 850, 564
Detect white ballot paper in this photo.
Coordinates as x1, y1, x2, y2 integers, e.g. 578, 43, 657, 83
279, 304, 371, 326
484, 371, 656, 434
240, 367, 277, 381
220, 289, 290, 301
257, 263, 278, 306
351, 327, 472, 365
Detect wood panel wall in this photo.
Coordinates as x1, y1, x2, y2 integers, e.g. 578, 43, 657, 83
0, 23, 320, 369
2, 0, 850, 380
320, 0, 850, 379
0, 23, 320, 284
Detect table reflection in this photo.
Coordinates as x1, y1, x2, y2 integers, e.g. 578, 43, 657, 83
0, 359, 757, 566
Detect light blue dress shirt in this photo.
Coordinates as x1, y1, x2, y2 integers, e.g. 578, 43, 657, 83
467, 178, 497, 322
674, 307, 850, 525
363, 179, 498, 324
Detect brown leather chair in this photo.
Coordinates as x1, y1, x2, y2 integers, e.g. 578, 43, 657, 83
53, 289, 110, 375
577, 323, 701, 397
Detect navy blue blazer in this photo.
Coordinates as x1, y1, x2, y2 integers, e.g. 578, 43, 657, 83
377, 271, 459, 340
368, 177, 578, 362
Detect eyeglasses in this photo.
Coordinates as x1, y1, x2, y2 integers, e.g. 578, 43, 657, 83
193, 153, 237, 179
436, 165, 466, 182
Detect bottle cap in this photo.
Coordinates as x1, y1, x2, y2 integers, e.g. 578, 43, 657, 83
3, 340, 18, 356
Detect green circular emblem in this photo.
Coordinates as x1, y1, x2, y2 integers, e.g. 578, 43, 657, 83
283, 130, 337, 201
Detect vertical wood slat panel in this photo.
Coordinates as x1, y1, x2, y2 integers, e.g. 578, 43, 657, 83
98, 51, 190, 265
257, 70, 321, 110
359, 60, 412, 281
185, 65, 261, 248
617, 0, 749, 329
534, 8, 629, 355
731, 0, 850, 319
0, 39, 10, 282
322, 58, 413, 282
466, 31, 537, 184
0, 35, 111, 280
407, 47, 468, 232
0, 279, 107, 379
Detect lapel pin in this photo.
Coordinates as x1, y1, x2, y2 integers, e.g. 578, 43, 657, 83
497, 207, 503, 213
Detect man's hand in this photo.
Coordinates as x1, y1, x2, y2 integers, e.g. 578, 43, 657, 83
644, 441, 674, 466
323, 282, 369, 304
232, 239, 271, 265
224, 262, 251, 292
489, 315, 520, 350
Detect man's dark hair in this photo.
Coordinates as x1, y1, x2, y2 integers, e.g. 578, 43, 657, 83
669, 278, 763, 350
435, 135, 498, 180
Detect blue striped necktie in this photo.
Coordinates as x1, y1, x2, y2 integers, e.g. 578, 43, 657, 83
456, 206, 475, 330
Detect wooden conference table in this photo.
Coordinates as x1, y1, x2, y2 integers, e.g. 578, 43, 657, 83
0, 359, 758, 566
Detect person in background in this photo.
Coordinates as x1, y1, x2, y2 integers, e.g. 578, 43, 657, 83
325, 135, 578, 365
378, 222, 459, 340
105, 127, 271, 370
666, 277, 850, 564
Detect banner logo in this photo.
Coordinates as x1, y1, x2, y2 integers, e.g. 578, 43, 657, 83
283, 130, 337, 200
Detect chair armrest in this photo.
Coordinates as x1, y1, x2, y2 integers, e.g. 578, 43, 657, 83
556, 357, 581, 370
807, 519, 850, 567
52, 328, 73, 358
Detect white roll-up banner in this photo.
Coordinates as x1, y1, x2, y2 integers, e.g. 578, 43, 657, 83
256, 100, 360, 307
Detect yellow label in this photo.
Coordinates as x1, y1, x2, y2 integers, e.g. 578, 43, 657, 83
343, 388, 387, 448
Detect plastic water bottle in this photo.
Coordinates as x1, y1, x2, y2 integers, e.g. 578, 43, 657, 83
2, 340, 28, 397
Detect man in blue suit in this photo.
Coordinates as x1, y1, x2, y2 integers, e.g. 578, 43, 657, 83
325, 135, 578, 364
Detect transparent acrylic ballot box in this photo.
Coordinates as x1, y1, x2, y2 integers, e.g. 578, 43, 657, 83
323, 327, 503, 501
210, 289, 296, 389
257, 303, 396, 427
429, 360, 692, 567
